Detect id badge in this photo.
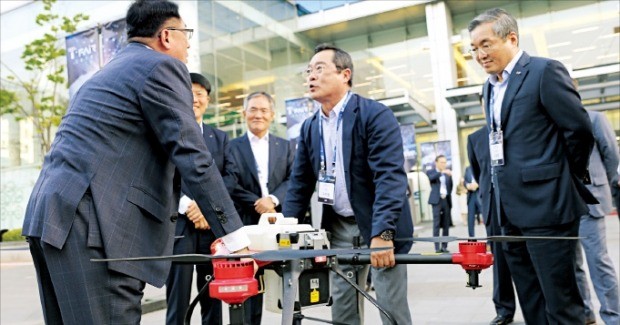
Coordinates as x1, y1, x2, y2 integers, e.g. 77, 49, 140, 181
318, 173, 336, 205
489, 130, 505, 166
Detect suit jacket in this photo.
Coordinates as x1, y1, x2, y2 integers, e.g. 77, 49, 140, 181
426, 169, 453, 208
177, 124, 232, 232
464, 166, 479, 204
481, 52, 594, 228
467, 127, 493, 226
22, 43, 244, 287
283, 93, 413, 253
584, 110, 620, 217
226, 133, 295, 225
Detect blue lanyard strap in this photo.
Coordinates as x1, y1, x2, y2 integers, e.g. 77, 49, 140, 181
319, 92, 351, 174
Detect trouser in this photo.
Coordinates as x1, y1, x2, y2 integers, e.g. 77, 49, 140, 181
29, 193, 145, 324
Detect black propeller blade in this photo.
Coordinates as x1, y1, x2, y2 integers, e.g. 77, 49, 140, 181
91, 247, 391, 264
395, 235, 582, 243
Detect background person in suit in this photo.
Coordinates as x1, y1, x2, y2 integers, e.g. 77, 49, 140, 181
225, 91, 295, 325
464, 165, 482, 237
21, 1, 250, 324
574, 110, 620, 325
427, 155, 453, 253
166, 73, 230, 325
283, 44, 413, 325
468, 8, 595, 324
468, 127, 517, 325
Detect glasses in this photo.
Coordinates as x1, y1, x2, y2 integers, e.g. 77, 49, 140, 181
160, 27, 194, 40
468, 41, 501, 57
302, 64, 341, 79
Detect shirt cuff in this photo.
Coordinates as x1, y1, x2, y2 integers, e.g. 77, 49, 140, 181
221, 227, 251, 252
178, 195, 192, 214
269, 194, 280, 207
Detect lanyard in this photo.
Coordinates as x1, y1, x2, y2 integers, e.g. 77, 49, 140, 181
488, 85, 500, 132
319, 92, 351, 175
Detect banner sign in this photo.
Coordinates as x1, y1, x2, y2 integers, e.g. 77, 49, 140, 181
400, 123, 417, 172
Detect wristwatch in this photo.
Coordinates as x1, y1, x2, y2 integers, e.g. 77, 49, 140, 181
379, 229, 395, 241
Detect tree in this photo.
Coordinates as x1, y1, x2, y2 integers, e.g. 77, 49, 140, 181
0, 0, 88, 156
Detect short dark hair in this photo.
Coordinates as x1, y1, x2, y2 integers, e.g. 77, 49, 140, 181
190, 73, 212, 95
314, 43, 354, 87
126, 0, 180, 39
435, 155, 446, 162
243, 92, 275, 111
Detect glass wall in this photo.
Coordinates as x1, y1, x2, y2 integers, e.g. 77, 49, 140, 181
452, 0, 619, 87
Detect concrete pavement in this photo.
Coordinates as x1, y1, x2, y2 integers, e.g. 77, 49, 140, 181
2, 216, 618, 324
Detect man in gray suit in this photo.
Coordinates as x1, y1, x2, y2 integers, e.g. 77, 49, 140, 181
225, 91, 295, 325
22, 1, 250, 324
575, 110, 620, 325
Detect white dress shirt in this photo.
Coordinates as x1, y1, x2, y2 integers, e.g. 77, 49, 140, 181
321, 93, 353, 217
247, 131, 280, 207
488, 50, 523, 128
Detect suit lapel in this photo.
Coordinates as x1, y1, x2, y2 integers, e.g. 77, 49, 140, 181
202, 123, 215, 151
500, 52, 530, 128
267, 136, 279, 190
240, 134, 260, 185
310, 113, 321, 175
483, 81, 493, 131
341, 94, 357, 190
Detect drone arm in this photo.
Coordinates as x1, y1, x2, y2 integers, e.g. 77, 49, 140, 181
338, 254, 453, 265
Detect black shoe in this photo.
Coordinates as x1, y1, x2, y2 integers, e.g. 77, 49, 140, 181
490, 315, 513, 325
441, 249, 450, 253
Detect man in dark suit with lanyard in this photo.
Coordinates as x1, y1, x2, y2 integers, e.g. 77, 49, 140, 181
22, 1, 251, 324
166, 73, 230, 325
225, 91, 295, 325
468, 8, 595, 324
284, 44, 413, 325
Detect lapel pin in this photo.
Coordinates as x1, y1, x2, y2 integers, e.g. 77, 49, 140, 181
516, 71, 521, 75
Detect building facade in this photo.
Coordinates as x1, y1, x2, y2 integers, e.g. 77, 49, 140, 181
1, 0, 618, 228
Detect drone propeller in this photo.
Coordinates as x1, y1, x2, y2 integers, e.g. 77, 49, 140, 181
395, 235, 582, 243
91, 247, 390, 264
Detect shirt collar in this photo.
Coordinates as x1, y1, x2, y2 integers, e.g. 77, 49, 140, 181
489, 49, 524, 85
247, 130, 269, 142
321, 91, 350, 119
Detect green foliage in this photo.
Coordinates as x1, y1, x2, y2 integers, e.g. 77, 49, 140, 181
0, 89, 23, 118
1, 228, 26, 242
0, 0, 89, 156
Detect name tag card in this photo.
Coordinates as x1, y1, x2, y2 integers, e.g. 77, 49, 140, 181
489, 130, 504, 166
318, 173, 336, 205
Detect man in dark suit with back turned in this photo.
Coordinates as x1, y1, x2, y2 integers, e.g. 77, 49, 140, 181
22, 1, 250, 324
468, 127, 517, 325
283, 44, 413, 325
468, 8, 595, 324
574, 110, 620, 325
166, 73, 231, 325
464, 165, 482, 236
225, 91, 295, 325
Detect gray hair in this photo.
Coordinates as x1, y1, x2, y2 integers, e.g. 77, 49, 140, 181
243, 91, 275, 111
468, 8, 519, 41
